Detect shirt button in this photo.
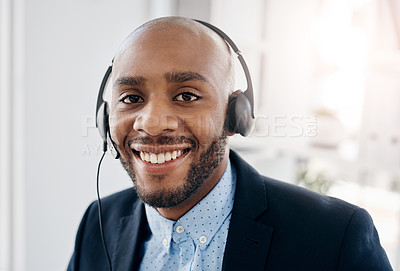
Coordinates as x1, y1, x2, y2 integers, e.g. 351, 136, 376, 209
162, 238, 168, 247
199, 235, 207, 244
176, 225, 184, 234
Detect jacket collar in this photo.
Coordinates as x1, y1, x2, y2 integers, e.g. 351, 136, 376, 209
222, 150, 274, 271
229, 150, 268, 218
111, 198, 147, 271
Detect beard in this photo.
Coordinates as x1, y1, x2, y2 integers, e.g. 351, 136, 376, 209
119, 130, 228, 208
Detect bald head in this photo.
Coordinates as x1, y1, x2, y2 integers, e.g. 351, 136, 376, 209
113, 16, 235, 94
122, 17, 230, 52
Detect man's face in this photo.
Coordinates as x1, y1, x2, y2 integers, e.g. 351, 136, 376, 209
109, 27, 232, 209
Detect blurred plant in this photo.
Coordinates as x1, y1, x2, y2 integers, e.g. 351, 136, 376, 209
296, 159, 335, 195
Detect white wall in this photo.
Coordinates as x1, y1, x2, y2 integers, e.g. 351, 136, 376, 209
24, 1, 149, 270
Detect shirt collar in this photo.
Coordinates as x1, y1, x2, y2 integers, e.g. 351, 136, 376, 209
145, 159, 236, 250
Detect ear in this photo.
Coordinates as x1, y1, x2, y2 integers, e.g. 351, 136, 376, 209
230, 89, 241, 97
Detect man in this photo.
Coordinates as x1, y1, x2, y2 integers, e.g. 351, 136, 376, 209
68, 17, 392, 270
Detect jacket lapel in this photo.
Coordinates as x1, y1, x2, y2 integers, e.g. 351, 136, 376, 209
112, 200, 147, 271
222, 151, 274, 270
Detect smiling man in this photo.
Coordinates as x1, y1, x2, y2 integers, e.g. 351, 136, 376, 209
68, 17, 392, 271
109, 19, 232, 220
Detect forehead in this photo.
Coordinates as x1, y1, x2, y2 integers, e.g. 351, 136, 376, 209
112, 25, 231, 88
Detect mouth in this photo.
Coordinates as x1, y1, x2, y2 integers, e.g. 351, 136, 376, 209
131, 147, 191, 164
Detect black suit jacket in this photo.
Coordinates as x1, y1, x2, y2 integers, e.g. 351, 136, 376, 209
68, 150, 393, 270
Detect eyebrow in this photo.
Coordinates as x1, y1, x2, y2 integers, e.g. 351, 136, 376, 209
164, 71, 209, 84
113, 71, 209, 88
113, 76, 146, 88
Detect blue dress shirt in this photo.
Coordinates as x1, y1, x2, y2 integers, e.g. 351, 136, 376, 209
139, 160, 236, 271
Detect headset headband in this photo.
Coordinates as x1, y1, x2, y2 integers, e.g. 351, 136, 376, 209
96, 65, 112, 118
95, 19, 255, 123
193, 20, 254, 118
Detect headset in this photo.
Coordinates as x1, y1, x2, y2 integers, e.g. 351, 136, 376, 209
94, 19, 255, 271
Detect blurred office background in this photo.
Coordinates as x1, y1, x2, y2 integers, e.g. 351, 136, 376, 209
0, 0, 399, 270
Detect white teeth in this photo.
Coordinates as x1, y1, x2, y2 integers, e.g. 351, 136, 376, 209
150, 153, 157, 163
138, 150, 184, 164
157, 153, 165, 164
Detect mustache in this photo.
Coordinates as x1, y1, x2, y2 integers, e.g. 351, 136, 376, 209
128, 136, 197, 147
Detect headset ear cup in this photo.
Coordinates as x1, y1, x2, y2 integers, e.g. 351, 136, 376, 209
228, 93, 254, 136
96, 102, 109, 143
227, 96, 238, 134
96, 102, 120, 159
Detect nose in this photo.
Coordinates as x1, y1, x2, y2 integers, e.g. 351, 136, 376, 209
133, 99, 179, 136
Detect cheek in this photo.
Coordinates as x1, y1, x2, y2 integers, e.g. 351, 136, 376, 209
183, 106, 226, 144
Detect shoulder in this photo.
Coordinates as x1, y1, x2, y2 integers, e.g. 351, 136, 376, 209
230, 149, 358, 220
230, 149, 360, 245
229, 149, 392, 270
262, 175, 358, 219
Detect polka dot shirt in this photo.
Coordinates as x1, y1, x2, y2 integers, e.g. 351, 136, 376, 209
139, 160, 237, 271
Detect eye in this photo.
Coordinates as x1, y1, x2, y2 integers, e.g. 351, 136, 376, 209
121, 95, 144, 104
174, 92, 199, 102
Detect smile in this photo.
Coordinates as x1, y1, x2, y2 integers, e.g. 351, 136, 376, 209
139, 150, 186, 164
130, 142, 192, 165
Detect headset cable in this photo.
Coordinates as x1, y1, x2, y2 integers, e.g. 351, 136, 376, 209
96, 151, 113, 271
